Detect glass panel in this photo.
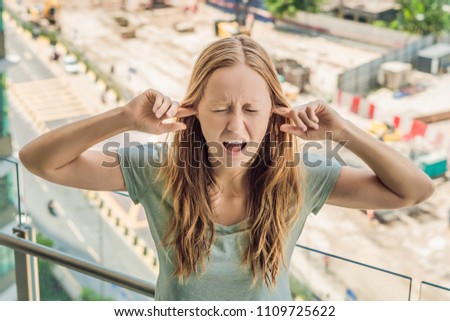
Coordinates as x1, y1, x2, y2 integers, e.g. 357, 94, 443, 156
0, 159, 20, 301
1, 74, 9, 137
34, 255, 150, 301
0, 158, 19, 228
419, 281, 450, 301
0, 244, 15, 300
291, 245, 412, 300
19, 167, 157, 289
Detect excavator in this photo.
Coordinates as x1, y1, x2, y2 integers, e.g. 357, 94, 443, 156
27, 0, 61, 26
214, 1, 255, 38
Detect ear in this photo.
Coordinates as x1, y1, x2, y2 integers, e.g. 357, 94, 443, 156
270, 104, 277, 116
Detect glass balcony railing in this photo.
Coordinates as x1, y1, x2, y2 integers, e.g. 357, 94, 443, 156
1, 158, 449, 301
419, 281, 450, 301
0, 229, 155, 301
292, 245, 412, 300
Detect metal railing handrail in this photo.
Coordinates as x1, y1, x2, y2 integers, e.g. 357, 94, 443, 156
295, 244, 413, 300
420, 280, 450, 300
0, 232, 155, 298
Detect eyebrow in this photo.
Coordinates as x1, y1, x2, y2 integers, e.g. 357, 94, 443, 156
209, 101, 257, 108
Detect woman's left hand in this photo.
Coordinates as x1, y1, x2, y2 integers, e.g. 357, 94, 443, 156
275, 100, 348, 141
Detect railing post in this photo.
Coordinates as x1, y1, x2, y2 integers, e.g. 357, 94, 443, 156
12, 225, 40, 301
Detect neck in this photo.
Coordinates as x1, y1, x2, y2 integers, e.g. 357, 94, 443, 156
212, 166, 248, 196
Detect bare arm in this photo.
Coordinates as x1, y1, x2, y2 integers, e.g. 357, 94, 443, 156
327, 120, 435, 209
19, 107, 131, 191
277, 100, 435, 210
19, 89, 195, 191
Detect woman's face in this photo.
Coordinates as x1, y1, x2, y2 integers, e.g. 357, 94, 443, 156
197, 63, 273, 168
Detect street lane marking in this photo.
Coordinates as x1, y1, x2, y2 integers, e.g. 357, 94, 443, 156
67, 219, 85, 243
52, 200, 66, 217
87, 246, 101, 263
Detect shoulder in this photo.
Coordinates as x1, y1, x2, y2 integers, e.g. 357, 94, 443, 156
118, 142, 168, 168
117, 142, 169, 204
300, 152, 342, 215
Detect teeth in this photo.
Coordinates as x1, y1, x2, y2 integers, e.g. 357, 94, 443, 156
225, 140, 245, 144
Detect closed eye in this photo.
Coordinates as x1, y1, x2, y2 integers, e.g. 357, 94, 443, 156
245, 109, 259, 113
212, 109, 228, 112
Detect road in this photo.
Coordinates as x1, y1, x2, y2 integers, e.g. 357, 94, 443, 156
5, 22, 156, 300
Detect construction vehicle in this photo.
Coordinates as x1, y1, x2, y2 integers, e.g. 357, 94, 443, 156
215, 13, 255, 38
27, 0, 61, 26
368, 120, 401, 142
415, 152, 448, 179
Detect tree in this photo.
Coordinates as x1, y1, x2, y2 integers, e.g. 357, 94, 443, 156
392, 0, 450, 38
36, 233, 71, 301
264, 0, 324, 18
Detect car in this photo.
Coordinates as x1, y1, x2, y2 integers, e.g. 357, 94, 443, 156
47, 200, 58, 216
61, 54, 81, 74
6, 54, 21, 65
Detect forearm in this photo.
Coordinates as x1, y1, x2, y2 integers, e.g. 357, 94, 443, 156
335, 120, 434, 202
19, 106, 131, 174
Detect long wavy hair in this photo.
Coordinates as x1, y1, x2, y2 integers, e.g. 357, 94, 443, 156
159, 35, 304, 287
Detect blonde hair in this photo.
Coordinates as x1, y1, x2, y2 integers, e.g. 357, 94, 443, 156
159, 35, 303, 287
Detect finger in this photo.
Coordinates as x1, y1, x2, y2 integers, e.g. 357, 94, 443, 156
156, 122, 187, 134
291, 110, 308, 132
280, 124, 306, 137
155, 96, 172, 118
298, 110, 319, 130
151, 92, 165, 113
165, 101, 180, 118
305, 106, 319, 123
174, 107, 198, 118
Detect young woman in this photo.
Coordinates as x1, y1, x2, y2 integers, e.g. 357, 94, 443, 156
19, 35, 434, 300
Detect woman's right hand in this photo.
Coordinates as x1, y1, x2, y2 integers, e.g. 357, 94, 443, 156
125, 89, 197, 134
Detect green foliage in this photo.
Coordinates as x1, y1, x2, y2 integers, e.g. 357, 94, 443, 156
80, 287, 113, 301
393, 0, 450, 36
36, 233, 71, 300
36, 233, 54, 248
38, 259, 72, 301
264, 0, 324, 18
372, 20, 388, 28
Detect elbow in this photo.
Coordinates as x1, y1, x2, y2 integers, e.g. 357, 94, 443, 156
19, 145, 43, 176
18, 146, 32, 172
403, 177, 435, 206
415, 178, 435, 204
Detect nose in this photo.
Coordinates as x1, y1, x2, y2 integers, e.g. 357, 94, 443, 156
226, 111, 246, 132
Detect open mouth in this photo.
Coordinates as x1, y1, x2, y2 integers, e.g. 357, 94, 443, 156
223, 141, 247, 153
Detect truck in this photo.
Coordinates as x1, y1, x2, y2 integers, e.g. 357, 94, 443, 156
415, 152, 448, 179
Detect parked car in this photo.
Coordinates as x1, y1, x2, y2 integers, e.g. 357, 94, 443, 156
47, 200, 58, 216
61, 54, 81, 74
7, 54, 21, 65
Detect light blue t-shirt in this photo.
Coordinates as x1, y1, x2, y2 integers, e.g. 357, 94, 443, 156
118, 143, 341, 300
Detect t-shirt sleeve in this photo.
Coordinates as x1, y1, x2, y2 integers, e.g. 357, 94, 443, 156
117, 143, 162, 205
303, 153, 342, 215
